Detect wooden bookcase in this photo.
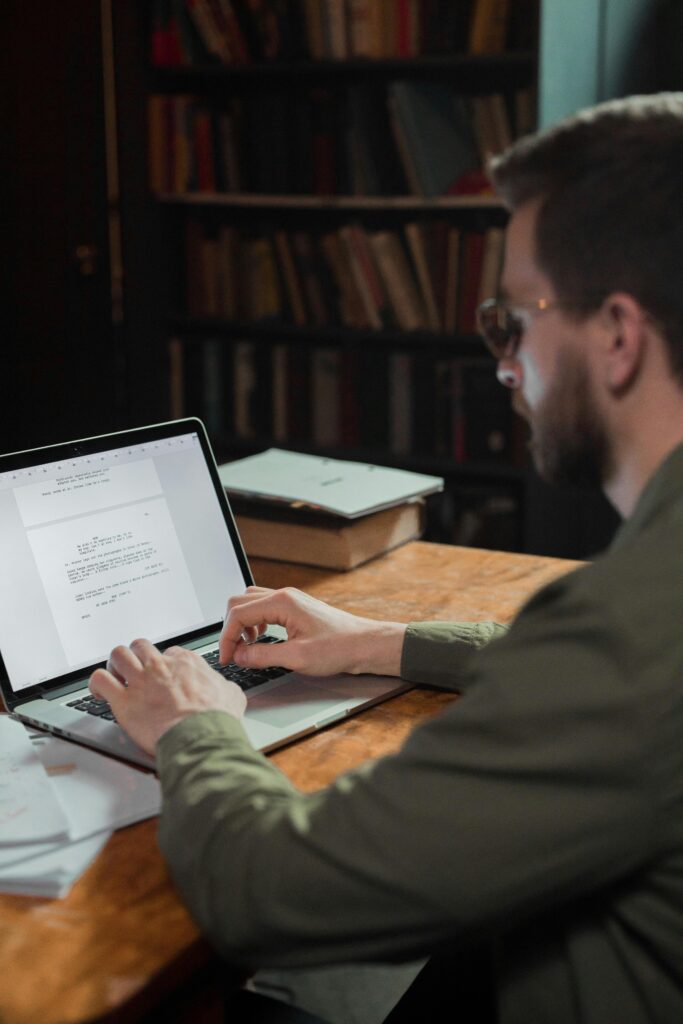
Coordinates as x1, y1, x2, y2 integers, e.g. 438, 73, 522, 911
14, 0, 670, 556
128, 1, 541, 552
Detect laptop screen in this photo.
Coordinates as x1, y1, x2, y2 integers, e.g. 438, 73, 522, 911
0, 424, 249, 695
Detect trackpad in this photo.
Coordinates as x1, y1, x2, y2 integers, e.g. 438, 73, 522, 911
246, 681, 347, 730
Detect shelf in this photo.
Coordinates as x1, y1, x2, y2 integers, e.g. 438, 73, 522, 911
150, 26, 534, 544
151, 51, 537, 92
157, 192, 506, 212
211, 436, 527, 485
168, 317, 491, 357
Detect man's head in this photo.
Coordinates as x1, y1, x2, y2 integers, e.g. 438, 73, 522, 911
482, 93, 683, 500
490, 93, 683, 374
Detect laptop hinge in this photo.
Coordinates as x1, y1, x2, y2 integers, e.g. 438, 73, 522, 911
42, 678, 91, 701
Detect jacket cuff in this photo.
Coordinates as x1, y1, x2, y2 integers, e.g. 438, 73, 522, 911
156, 710, 249, 771
400, 620, 507, 692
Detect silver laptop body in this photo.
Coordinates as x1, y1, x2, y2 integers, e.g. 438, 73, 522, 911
0, 420, 408, 769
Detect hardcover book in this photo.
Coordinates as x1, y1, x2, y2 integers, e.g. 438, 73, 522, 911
233, 499, 426, 571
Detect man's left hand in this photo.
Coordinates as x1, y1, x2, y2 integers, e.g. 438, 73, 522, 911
90, 638, 246, 755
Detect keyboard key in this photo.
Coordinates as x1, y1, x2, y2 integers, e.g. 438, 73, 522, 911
199, 636, 289, 692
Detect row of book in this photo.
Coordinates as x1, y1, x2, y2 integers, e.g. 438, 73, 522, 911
184, 220, 505, 335
176, 339, 523, 466
148, 84, 533, 197
151, 0, 531, 68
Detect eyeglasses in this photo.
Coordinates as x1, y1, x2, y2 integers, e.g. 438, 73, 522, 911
476, 297, 569, 360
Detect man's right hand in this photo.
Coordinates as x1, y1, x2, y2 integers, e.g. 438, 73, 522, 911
219, 586, 406, 679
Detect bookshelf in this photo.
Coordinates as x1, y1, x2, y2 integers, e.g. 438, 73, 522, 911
138, 0, 539, 552
6, 0, 673, 558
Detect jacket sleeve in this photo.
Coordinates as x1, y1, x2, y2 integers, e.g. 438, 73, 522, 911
156, 573, 661, 970
401, 620, 508, 691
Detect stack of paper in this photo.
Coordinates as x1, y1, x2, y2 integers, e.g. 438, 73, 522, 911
219, 449, 443, 570
0, 718, 161, 898
218, 449, 444, 518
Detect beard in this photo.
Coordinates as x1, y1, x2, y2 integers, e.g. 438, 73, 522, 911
519, 347, 612, 491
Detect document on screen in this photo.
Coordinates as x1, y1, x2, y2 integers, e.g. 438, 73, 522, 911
25, 497, 203, 667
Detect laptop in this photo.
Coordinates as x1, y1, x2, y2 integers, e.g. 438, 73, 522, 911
0, 419, 409, 769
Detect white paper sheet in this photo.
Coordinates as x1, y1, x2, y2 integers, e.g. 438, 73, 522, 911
31, 732, 161, 840
0, 725, 161, 895
0, 718, 70, 845
218, 449, 444, 518
0, 832, 111, 898
25, 497, 203, 666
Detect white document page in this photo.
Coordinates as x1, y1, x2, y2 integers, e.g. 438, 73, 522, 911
0, 730, 160, 870
218, 448, 444, 518
26, 497, 203, 667
32, 732, 161, 839
0, 832, 110, 899
0, 718, 69, 845
13, 459, 162, 528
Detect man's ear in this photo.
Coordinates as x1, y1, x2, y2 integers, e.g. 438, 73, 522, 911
597, 292, 647, 393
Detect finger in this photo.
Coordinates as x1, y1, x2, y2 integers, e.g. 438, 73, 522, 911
163, 645, 189, 658
219, 593, 282, 664
90, 666, 127, 702
105, 659, 126, 684
129, 637, 161, 665
108, 643, 144, 682
223, 590, 273, 653
234, 636, 300, 672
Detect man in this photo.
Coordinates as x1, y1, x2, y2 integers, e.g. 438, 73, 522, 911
91, 94, 683, 1023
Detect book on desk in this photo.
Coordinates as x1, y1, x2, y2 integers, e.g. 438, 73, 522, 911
218, 449, 443, 570
232, 497, 425, 570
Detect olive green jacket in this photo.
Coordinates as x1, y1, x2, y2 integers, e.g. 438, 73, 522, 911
157, 446, 683, 1024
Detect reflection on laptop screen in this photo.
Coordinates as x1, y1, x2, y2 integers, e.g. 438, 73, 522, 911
0, 432, 246, 693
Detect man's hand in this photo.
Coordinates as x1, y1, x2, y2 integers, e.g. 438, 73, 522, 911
220, 586, 406, 678
90, 638, 246, 755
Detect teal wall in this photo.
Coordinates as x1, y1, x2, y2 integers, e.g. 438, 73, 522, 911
539, 0, 662, 128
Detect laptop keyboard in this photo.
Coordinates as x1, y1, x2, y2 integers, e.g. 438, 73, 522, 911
65, 636, 289, 721
67, 694, 117, 719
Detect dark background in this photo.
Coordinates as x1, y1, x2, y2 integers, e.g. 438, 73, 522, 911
5, 1, 680, 558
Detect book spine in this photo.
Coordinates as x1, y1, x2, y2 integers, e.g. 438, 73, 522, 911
274, 230, 308, 326
292, 232, 329, 327
468, 0, 510, 55
338, 226, 383, 330
148, 95, 169, 192
389, 351, 413, 455
304, 0, 326, 58
458, 231, 486, 334
478, 227, 505, 307
369, 230, 426, 331
234, 340, 257, 439
287, 344, 312, 442
311, 347, 342, 447
185, 0, 231, 62
202, 338, 224, 435
321, 231, 369, 329
404, 222, 441, 331
216, 225, 238, 319
271, 343, 289, 444
325, 0, 349, 59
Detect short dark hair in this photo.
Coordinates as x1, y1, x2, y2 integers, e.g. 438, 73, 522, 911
490, 93, 683, 378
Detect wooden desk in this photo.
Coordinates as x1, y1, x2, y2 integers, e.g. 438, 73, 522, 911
0, 543, 581, 1024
